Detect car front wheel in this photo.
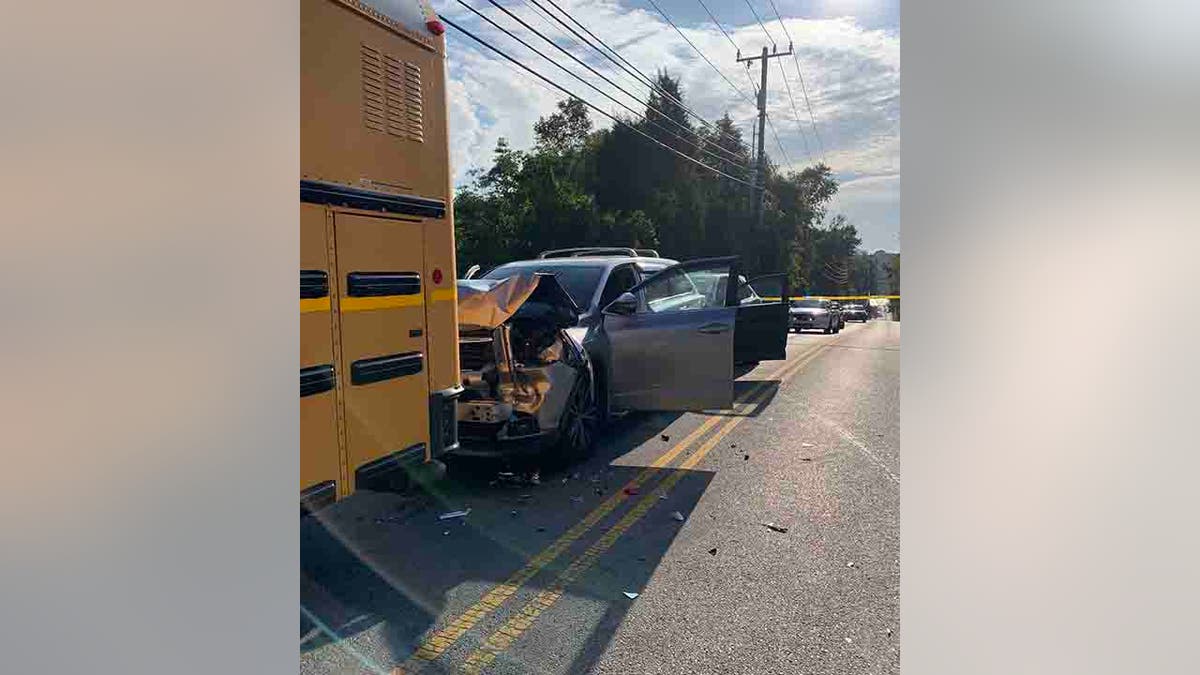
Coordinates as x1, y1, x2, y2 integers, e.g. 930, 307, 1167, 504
554, 369, 599, 463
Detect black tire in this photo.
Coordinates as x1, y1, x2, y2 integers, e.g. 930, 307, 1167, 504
823, 322, 832, 334
553, 369, 599, 463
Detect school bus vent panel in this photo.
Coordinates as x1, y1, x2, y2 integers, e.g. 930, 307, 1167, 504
301, 270, 329, 298
346, 271, 421, 297
384, 54, 424, 142
351, 352, 424, 385
300, 364, 336, 397
361, 42, 423, 142
361, 43, 387, 132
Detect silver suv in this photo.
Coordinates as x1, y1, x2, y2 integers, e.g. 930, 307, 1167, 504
471, 248, 789, 418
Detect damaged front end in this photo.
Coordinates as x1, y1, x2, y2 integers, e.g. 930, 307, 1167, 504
454, 273, 595, 458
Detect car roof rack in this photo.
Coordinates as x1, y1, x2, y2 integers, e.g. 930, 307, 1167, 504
537, 247, 661, 259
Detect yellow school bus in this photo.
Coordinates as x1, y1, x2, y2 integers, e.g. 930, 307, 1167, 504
300, 0, 460, 511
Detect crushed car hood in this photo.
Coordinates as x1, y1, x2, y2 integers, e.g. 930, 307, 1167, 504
457, 271, 580, 330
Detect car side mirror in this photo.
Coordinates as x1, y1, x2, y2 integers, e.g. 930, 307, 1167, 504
603, 292, 638, 316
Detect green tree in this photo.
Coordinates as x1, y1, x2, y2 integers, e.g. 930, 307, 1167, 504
454, 76, 848, 284
533, 98, 592, 153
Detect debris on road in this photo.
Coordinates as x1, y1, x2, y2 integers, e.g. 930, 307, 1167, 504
517, 494, 533, 501
510, 510, 518, 517
438, 509, 471, 521
847, 561, 855, 568
497, 470, 541, 487
623, 591, 640, 599
623, 487, 639, 496
761, 522, 789, 533
658, 494, 668, 500
442, 530, 450, 536
730, 443, 737, 448
536, 526, 546, 532
801, 457, 813, 462
660, 434, 670, 442
802, 443, 814, 448
743, 454, 749, 461
844, 637, 852, 644
670, 511, 686, 522
708, 547, 718, 555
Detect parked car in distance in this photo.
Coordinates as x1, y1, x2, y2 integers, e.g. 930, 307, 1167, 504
790, 298, 840, 334
841, 302, 869, 322
829, 301, 846, 329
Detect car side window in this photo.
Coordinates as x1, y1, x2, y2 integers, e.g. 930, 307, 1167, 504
598, 265, 637, 309
640, 262, 731, 313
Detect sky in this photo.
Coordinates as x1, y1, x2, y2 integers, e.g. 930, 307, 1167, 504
435, 0, 900, 252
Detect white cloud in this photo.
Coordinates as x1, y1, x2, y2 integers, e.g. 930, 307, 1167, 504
438, 0, 899, 245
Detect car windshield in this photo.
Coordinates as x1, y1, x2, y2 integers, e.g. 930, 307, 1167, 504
791, 299, 824, 308
480, 263, 606, 308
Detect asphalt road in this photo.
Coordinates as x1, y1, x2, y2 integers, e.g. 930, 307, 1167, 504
301, 319, 900, 674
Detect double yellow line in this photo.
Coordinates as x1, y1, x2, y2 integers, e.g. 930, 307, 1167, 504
397, 339, 835, 673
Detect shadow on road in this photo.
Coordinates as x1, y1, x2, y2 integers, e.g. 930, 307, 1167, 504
698, 379, 780, 418
300, 411, 713, 672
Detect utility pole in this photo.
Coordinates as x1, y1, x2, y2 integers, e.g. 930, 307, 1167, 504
737, 44, 793, 230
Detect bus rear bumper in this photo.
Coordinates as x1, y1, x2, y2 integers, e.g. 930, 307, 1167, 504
430, 385, 464, 459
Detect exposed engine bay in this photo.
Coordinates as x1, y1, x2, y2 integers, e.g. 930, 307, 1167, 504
455, 273, 592, 452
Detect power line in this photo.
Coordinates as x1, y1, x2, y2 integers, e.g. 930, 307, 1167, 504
538, 0, 657, 92
697, 0, 740, 54
766, 0, 792, 43
744, 0, 776, 48
439, 13, 758, 188
695, 0, 763, 101
518, 0, 650, 97
792, 54, 826, 164
765, 113, 792, 168
479, 0, 748, 167
457, 1, 751, 173
775, 57, 813, 162
764, 0, 827, 164
643, 0, 755, 106
537, 0, 749, 150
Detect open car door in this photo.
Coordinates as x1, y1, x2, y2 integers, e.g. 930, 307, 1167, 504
602, 257, 738, 411
733, 272, 789, 364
